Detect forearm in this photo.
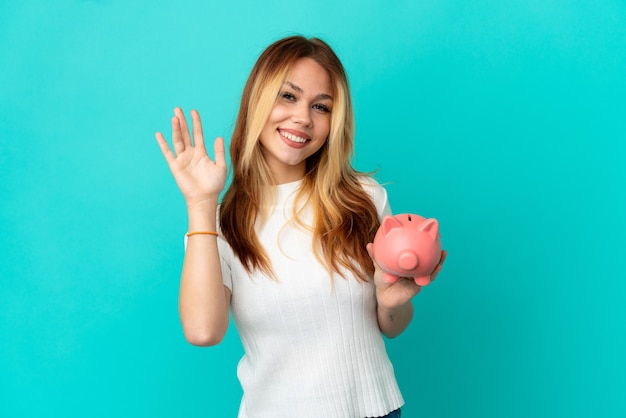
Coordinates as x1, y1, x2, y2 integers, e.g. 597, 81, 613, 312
179, 201, 230, 346
377, 300, 414, 339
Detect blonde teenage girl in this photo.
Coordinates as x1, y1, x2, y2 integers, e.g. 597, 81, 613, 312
156, 36, 446, 418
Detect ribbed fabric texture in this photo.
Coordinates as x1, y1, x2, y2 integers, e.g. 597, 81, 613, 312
217, 178, 404, 418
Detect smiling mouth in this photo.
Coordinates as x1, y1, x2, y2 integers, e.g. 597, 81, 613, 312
279, 129, 309, 144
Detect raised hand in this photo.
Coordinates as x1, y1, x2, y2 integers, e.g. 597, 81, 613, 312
155, 108, 227, 208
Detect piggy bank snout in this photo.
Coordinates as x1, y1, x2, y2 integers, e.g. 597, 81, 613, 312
397, 250, 419, 270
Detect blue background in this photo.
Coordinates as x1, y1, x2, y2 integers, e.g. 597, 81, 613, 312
1, 0, 624, 416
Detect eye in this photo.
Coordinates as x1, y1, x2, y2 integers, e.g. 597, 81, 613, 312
279, 91, 296, 101
313, 103, 331, 113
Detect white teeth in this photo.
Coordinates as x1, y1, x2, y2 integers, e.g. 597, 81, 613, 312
280, 130, 307, 143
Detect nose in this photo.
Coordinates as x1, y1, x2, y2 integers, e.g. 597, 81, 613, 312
398, 250, 419, 270
291, 103, 312, 127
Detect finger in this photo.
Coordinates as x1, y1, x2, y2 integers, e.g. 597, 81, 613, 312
430, 250, 447, 281
366, 243, 382, 270
439, 250, 448, 266
171, 116, 185, 156
430, 266, 442, 281
403, 280, 423, 297
190, 109, 206, 151
174, 107, 192, 147
366, 242, 373, 258
155, 132, 175, 164
213, 136, 227, 167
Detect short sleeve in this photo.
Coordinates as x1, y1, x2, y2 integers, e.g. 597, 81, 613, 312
217, 237, 233, 291
215, 207, 233, 291
359, 176, 392, 220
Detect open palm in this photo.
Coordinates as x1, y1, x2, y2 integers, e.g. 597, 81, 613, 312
155, 108, 227, 207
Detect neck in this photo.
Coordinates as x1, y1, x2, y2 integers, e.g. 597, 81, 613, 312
269, 166, 306, 185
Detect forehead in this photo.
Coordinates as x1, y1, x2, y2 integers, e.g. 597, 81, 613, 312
284, 57, 333, 96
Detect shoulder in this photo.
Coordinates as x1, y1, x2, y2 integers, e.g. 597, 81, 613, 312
357, 175, 391, 218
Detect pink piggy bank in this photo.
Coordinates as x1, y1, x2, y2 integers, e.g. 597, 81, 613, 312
371, 214, 442, 286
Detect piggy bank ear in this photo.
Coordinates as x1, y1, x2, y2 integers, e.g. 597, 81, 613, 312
420, 219, 439, 239
381, 215, 402, 235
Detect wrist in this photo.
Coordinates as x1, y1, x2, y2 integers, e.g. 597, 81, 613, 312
186, 200, 219, 231
186, 196, 219, 212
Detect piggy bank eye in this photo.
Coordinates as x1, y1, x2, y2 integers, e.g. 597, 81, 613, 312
408, 215, 412, 221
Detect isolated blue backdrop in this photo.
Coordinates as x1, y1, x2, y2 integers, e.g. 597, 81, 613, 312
1, 1, 624, 417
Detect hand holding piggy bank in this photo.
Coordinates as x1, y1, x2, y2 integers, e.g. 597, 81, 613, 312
371, 214, 442, 286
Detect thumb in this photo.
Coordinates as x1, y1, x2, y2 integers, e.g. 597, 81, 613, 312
366, 243, 382, 271
366, 243, 375, 260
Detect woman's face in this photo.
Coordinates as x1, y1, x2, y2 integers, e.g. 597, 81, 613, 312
259, 57, 333, 184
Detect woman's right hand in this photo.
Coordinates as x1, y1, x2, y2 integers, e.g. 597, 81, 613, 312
155, 108, 227, 209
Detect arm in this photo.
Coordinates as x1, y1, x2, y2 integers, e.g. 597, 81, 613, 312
156, 108, 230, 346
376, 288, 417, 339
368, 245, 447, 338
179, 202, 231, 346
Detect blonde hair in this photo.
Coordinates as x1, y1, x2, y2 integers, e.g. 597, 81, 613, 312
220, 36, 379, 281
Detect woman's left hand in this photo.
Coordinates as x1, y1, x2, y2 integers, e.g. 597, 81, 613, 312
367, 245, 447, 311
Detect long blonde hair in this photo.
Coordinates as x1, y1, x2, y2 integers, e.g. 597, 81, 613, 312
219, 36, 380, 281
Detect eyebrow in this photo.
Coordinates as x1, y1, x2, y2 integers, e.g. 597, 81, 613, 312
284, 81, 333, 101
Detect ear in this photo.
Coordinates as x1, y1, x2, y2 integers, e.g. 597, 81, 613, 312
381, 215, 402, 235
420, 218, 439, 239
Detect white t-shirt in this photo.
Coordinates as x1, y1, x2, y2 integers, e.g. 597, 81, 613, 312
217, 177, 403, 418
